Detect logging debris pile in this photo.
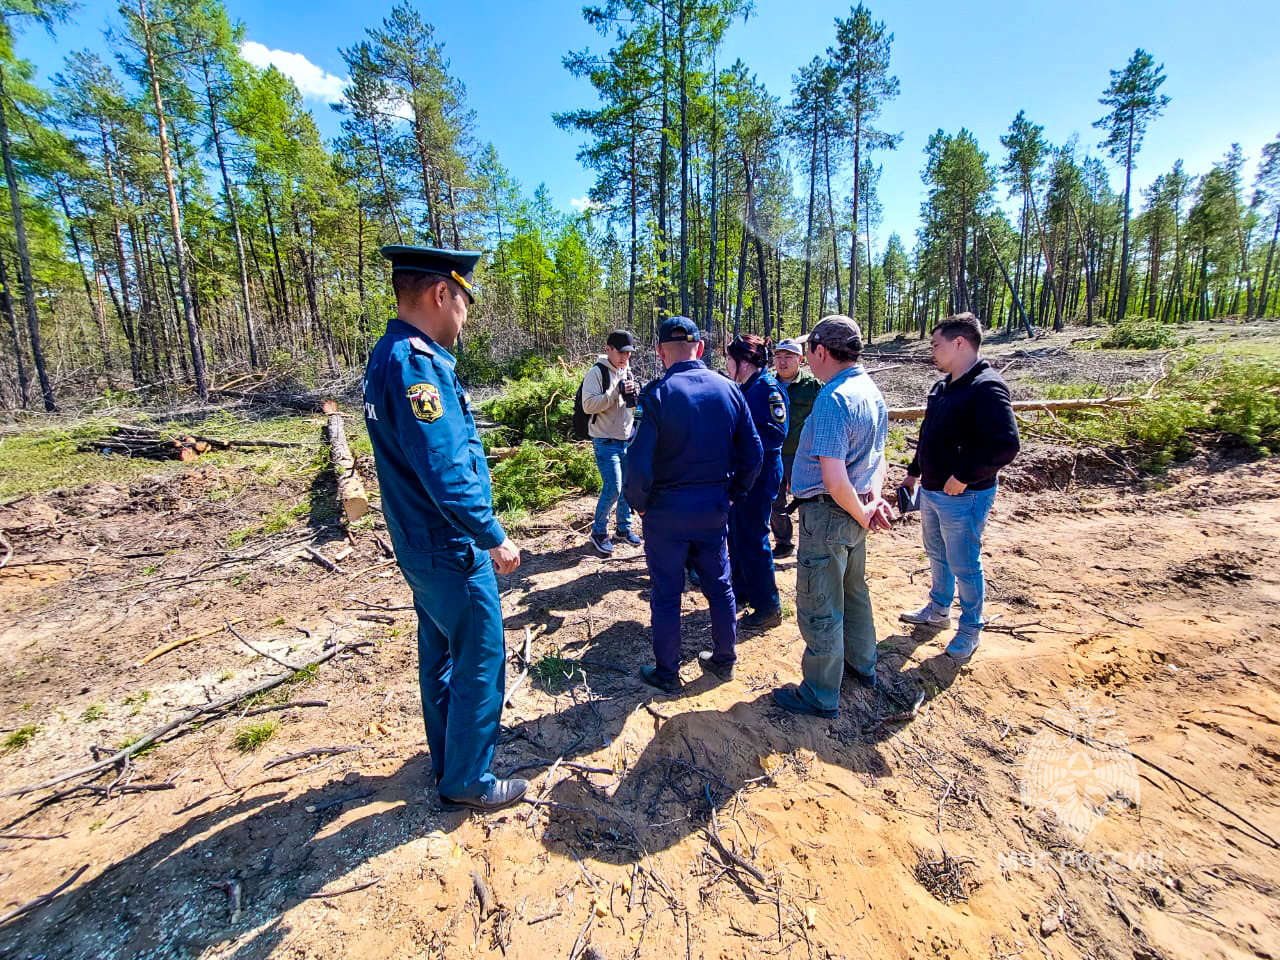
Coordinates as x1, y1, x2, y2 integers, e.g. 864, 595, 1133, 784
76, 425, 307, 462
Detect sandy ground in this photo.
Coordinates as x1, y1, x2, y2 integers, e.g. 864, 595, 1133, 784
0, 440, 1278, 960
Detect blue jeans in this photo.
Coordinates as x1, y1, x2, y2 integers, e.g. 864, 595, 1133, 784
592, 437, 633, 537
400, 545, 506, 800
919, 485, 997, 637
795, 501, 875, 713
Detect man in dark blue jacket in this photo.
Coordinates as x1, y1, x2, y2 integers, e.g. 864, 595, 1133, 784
624, 317, 762, 693
363, 245, 527, 813
899, 313, 1020, 662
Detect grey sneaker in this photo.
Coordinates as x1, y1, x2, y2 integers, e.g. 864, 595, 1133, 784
899, 603, 951, 628
945, 632, 982, 662
590, 532, 614, 556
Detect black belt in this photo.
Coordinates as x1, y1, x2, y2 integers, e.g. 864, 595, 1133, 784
785, 491, 873, 514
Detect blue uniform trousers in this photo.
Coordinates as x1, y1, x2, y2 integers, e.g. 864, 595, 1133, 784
642, 507, 738, 683
729, 455, 783, 613
399, 545, 505, 800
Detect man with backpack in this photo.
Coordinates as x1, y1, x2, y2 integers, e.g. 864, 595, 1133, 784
578, 330, 641, 556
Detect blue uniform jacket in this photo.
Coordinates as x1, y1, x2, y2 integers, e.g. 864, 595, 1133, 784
363, 318, 506, 562
741, 370, 788, 462
623, 359, 763, 514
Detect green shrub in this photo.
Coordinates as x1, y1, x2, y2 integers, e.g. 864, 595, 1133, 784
491, 443, 600, 516
1097, 318, 1180, 350
481, 366, 580, 443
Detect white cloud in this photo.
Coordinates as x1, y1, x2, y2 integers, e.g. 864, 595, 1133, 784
240, 41, 346, 103
570, 196, 600, 211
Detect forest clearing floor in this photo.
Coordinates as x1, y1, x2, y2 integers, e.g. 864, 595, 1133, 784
0, 323, 1278, 960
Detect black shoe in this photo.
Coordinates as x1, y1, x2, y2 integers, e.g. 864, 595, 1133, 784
638, 665, 682, 694
440, 777, 529, 813
697, 650, 734, 682
773, 543, 794, 559
771, 685, 838, 719
740, 607, 783, 630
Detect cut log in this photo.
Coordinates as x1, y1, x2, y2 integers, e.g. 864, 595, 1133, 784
888, 396, 1141, 422
324, 406, 369, 523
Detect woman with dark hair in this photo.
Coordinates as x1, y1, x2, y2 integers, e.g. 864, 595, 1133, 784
724, 333, 788, 629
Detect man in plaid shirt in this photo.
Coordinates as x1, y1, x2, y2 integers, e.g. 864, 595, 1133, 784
772, 316, 892, 720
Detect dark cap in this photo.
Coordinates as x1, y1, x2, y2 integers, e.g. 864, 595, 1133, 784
380, 245, 481, 304
658, 316, 701, 343
807, 315, 863, 353
606, 330, 635, 353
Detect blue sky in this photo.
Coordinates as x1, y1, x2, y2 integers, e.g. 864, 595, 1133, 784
16, 0, 1280, 258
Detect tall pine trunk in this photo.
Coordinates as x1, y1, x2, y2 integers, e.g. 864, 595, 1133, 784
0, 65, 55, 411
138, 0, 207, 400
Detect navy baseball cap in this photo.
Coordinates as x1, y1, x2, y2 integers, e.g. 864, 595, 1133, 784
380, 245, 480, 304
658, 316, 701, 343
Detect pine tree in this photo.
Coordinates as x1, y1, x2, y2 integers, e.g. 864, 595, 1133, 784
1094, 49, 1170, 322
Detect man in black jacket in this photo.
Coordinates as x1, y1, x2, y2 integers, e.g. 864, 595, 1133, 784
899, 313, 1019, 661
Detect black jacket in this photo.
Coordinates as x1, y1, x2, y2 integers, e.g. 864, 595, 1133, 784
907, 359, 1020, 491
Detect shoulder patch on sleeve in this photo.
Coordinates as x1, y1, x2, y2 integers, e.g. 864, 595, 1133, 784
406, 382, 443, 422
408, 336, 434, 357
769, 390, 787, 424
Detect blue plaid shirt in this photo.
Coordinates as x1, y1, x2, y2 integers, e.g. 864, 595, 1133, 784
790, 364, 888, 498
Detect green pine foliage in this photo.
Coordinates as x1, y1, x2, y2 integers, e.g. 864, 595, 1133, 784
1026, 356, 1280, 467
1096, 318, 1185, 350
480, 366, 580, 444
490, 443, 600, 516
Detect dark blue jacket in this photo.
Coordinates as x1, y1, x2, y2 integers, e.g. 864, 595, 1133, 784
363, 318, 506, 562
623, 359, 762, 514
741, 369, 788, 462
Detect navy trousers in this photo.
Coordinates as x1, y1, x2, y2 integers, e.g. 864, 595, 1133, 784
729, 456, 783, 613
642, 506, 738, 684
399, 544, 505, 800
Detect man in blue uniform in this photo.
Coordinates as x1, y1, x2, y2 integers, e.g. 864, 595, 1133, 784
623, 316, 763, 693
724, 333, 788, 628
363, 245, 527, 813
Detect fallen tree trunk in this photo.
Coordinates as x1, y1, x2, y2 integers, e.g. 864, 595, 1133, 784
888, 396, 1141, 422
323, 401, 369, 523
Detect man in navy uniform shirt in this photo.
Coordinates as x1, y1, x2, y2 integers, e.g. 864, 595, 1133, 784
623, 316, 762, 693
363, 244, 527, 813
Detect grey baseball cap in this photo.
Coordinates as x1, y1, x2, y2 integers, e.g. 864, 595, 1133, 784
775, 337, 807, 355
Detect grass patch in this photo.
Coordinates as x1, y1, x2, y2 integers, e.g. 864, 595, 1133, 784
531, 650, 583, 692
227, 498, 309, 548
81, 704, 107, 722
115, 734, 159, 757
0, 410, 327, 500
233, 720, 279, 753
123, 690, 151, 716
3, 723, 39, 753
